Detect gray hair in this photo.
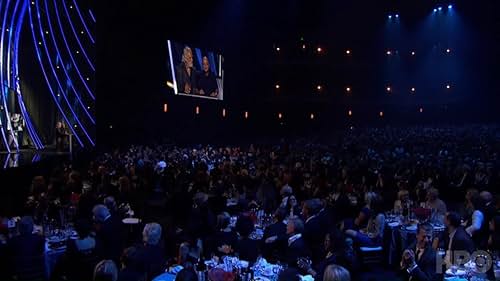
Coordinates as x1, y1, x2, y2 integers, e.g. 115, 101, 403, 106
92, 204, 110, 223
143, 223, 162, 245
289, 217, 304, 234
181, 46, 192, 64
93, 260, 118, 281
323, 264, 351, 281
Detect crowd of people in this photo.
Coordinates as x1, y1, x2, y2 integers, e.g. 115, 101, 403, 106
0, 125, 499, 281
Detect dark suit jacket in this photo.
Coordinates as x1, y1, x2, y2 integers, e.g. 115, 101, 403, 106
135, 244, 166, 280
262, 221, 287, 260
443, 227, 475, 255
236, 237, 260, 263
176, 63, 197, 94
8, 234, 45, 258
401, 243, 439, 281
284, 236, 310, 267
95, 216, 123, 262
304, 216, 326, 263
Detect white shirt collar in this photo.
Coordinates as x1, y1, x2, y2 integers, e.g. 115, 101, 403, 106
288, 233, 302, 246
305, 215, 317, 224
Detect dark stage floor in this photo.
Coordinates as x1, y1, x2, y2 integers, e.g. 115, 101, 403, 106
0, 147, 71, 169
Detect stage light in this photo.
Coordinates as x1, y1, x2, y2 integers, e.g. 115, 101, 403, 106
69, 5, 73, 9
87, 106, 91, 110
348, 110, 352, 116
31, 1, 34, 5
395, 14, 399, 18
56, 65, 60, 69
244, 111, 249, 119
317, 47, 322, 53
386, 86, 391, 92
379, 111, 384, 117
222, 108, 226, 117
388, 15, 392, 19
76, 50, 80, 54
411, 87, 416, 92
166, 81, 175, 89
74, 124, 77, 128
45, 30, 49, 34
438, 6, 442, 11
109, 125, 113, 129
345, 49, 351, 55
6, 29, 8, 32
346, 87, 351, 93
81, 31, 84, 35
278, 113, 283, 119
38, 41, 42, 45
317, 85, 322, 91
57, 94, 61, 97
448, 4, 453, 9
310, 113, 314, 120
446, 84, 451, 89
433, 8, 437, 12
411, 51, 415, 56
302, 44, 306, 50
419, 107, 423, 113
163, 104, 168, 113
86, 77, 90, 81
276, 47, 280, 51
275, 84, 280, 89
195, 106, 200, 114
386, 50, 391, 55
446, 48, 451, 53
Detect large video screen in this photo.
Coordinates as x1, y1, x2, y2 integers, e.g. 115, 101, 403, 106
167, 40, 224, 100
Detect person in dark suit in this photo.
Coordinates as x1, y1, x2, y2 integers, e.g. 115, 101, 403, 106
196, 56, 218, 97
176, 46, 197, 95
93, 204, 123, 263
302, 199, 326, 264
298, 228, 356, 281
135, 223, 166, 280
206, 212, 238, 257
441, 212, 475, 267
284, 217, 310, 267
235, 216, 260, 263
8, 216, 45, 278
262, 208, 287, 260
400, 223, 439, 281
117, 246, 146, 281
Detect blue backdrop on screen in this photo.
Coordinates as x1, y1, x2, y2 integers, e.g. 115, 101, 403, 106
167, 40, 224, 100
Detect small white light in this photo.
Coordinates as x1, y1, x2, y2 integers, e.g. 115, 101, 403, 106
346, 49, 351, 55
80, 31, 84, 35
275, 84, 280, 89
76, 50, 79, 54
446, 84, 451, 89
411, 87, 416, 92
302, 44, 306, 49
310, 113, 314, 120
56, 65, 60, 69
38, 41, 42, 45
45, 31, 49, 34
69, 5, 73, 9
317, 85, 322, 90
276, 47, 280, 51
386, 50, 391, 55
109, 125, 113, 129
419, 107, 423, 113
57, 94, 60, 97
87, 106, 90, 109
317, 47, 322, 53
386, 86, 391, 92
74, 124, 77, 128
6, 29, 9, 32
346, 87, 351, 92
411, 51, 415, 56
86, 77, 90, 81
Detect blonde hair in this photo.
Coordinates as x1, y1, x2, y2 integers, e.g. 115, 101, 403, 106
323, 264, 351, 281
181, 46, 193, 64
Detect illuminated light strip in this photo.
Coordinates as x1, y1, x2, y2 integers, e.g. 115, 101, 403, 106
28, 0, 84, 147
0, 0, 10, 152
53, 0, 94, 100
61, 0, 94, 71
34, 0, 93, 146
72, 0, 94, 43
43, 0, 95, 124
14, 0, 44, 149
6, 0, 20, 89
167, 40, 178, 94
88, 9, 95, 23
0, 0, 19, 151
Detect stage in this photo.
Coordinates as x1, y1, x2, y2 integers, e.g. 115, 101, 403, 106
0, 147, 71, 170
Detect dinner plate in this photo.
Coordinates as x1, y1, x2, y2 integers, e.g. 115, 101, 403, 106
445, 268, 467, 276
122, 218, 140, 224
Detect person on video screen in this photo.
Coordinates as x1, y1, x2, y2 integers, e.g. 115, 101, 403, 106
197, 56, 218, 97
176, 46, 197, 94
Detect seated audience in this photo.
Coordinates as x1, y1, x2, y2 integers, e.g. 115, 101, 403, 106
94, 260, 119, 281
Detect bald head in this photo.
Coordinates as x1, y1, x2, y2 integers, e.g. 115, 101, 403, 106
480, 191, 493, 203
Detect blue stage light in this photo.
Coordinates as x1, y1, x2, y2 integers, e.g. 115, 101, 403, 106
448, 4, 452, 9
433, 8, 437, 12
388, 15, 392, 19
438, 6, 442, 11
395, 14, 399, 18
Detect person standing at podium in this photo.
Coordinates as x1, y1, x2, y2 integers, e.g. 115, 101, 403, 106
55, 121, 67, 151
